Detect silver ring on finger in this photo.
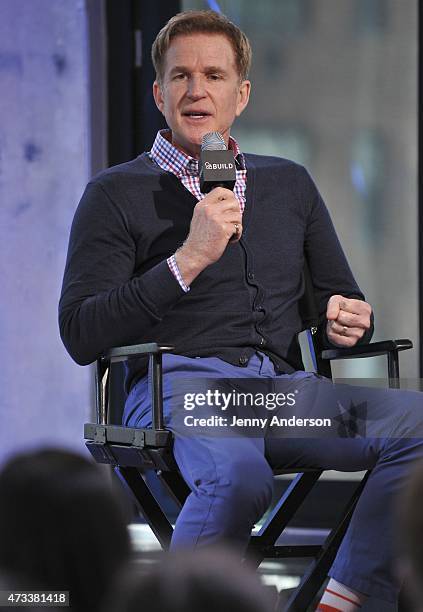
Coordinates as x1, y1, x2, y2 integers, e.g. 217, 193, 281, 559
342, 325, 348, 336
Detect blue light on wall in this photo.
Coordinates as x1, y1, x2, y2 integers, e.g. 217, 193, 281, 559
207, 0, 222, 13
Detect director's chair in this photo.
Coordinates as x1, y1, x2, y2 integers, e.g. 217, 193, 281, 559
84, 268, 412, 612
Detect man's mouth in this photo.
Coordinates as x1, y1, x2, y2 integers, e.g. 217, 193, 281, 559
182, 111, 211, 119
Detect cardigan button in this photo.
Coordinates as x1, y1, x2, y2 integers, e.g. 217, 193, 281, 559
247, 271, 254, 280
259, 336, 266, 347
239, 355, 248, 366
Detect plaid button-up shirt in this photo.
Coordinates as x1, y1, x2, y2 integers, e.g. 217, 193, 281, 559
149, 130, 247, 292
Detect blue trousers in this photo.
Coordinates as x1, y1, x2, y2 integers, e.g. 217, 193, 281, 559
123, 353, 423, 603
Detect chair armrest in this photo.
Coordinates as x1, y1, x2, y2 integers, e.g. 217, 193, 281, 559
321, 339, 412, 361
104, 342, 175, 363
99, 339, 413, 428
98, 342, 174, 431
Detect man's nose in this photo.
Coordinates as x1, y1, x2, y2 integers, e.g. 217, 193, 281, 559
187, 76, 206, 98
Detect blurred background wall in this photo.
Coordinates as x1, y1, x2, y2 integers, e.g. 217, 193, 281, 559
0, 0, 93, 463
0, 0, 419, 465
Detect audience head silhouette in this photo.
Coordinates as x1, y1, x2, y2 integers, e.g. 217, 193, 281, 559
0, 448, 130, 612
108, 547, 274, 612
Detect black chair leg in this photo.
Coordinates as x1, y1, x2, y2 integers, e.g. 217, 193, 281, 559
248, 472, 322, 567
115, 466, 173, 549
280, 473, 370, 612
157, 469, 191, 507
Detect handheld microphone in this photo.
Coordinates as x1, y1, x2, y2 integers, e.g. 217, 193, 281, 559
199, 132, 236, 194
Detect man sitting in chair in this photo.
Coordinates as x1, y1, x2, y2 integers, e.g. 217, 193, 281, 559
59, 10, 423, 611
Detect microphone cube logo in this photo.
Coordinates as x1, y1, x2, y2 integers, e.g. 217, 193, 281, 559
204, 161, 234, 170
200, 149, 237, 193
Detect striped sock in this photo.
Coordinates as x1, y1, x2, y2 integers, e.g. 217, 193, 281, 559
316, 578, 367, 611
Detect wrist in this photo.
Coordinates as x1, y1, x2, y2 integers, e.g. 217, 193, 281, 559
174, 244, 209, 286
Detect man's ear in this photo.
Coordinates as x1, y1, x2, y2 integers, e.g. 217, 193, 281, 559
153, 80, 164, 114
235, 80, 251, 118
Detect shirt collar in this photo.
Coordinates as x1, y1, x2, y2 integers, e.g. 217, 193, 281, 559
150, 129, 245, 176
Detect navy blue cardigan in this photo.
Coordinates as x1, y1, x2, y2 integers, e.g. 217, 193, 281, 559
59, 152, 371, 391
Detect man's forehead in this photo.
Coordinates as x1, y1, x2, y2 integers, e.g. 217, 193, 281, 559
164, 33, 237, 70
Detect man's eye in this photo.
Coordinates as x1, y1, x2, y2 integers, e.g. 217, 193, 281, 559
208, 74, 221, 80
173, 73, 186, 80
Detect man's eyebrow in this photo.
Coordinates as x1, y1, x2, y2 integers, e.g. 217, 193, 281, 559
169, 65, 189, 74
168, 65, 228, 75
204, 66, 228, 74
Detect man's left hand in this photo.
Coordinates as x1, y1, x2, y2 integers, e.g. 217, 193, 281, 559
326, 295, 372, 348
